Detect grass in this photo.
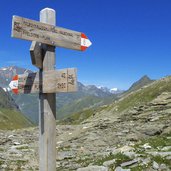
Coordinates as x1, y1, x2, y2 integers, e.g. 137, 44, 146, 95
130, 165, 149, 171
134, 132, 171, 150
59, 108, 96, 125
59, 76, 171, 125
0, 160, 4, 165
58, 145, 71, 151
93, 152, 131, 168
151, 155, 171, 166
109, 76, 171, 112
0, 148, 4, 152
16, 146, 29, 150
57, 96, 102, 119
76, 155, 93, 167
0, 108, 33, 130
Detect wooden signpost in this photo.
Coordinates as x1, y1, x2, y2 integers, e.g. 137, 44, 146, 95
30, 41, 43, 68
10, 7, 92, 171
12, 15, 92, 51
9, 68, 77, 94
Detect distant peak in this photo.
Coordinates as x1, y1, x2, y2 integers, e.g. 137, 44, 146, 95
128, 75, 154, 92
141, 75, 151, 80
110, 88, 118, 91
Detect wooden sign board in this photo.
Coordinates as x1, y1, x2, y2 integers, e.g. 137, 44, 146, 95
30, 41, 43, 68
12, 16, 92, 51
9, 68, 77, 94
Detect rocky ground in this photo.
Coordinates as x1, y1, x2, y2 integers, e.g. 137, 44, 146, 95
0, 92, 171, 170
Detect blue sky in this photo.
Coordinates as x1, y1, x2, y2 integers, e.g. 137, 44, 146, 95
0, 0, 171, 89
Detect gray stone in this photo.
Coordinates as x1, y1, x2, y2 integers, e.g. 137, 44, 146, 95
141, 158, 151, 165
126, 134, 139, 142
57, 151, 76, 160
13, 141, 20, 145
166, 156, 171, 160
1, 164, 7, 168
141, 143, 152, 149
123, 151, 136, 158
103, 159, 115, 167
120, 159, 138, 167
144, 128, 163, 136
77, 165, 108, 171
160, 163, 167, 170
161, 146, 171, 151
153, 161, 159, 170
115, 166, 130, 171
147, 151, 171, 157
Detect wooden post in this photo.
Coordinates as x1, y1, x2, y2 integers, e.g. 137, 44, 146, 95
39, 8, 56, 171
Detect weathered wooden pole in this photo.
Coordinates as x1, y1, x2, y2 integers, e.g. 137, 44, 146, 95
39, 8, 56, 171
11, 7, 92, 171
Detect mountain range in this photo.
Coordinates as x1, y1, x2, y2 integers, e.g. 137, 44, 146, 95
0, 66, 155, 125
0, 66, 123, 123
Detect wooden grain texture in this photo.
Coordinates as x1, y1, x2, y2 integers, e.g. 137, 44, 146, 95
12, 15, 82, 51
39, 8, 56, 171
17, 68, 77, 93
30, 41, 43, 68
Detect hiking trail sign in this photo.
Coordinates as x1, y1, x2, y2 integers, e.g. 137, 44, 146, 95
9, 68, 77, 94
10, 8, 92, 171
12, 15, 92, 51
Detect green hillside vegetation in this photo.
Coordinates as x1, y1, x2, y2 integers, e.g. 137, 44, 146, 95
57, 96, 104, 119
0, 108, 33, 130
12, 93, 39, 123
112, 76, 171, 112
58, 94, 119, 123
59, 108, 97, 125
0, 88, 33, 130
60, 76, 171, 124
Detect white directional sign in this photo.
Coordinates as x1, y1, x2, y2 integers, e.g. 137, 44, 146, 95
12, 16, 92, 51
9, 68, 77, 94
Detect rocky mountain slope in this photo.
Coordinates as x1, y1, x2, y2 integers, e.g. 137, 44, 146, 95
0, 75, 171, 170
0, 87, 33, 130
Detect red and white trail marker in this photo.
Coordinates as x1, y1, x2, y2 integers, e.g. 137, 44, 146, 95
9, 68, 77, 94
81, 33, 92, 51
9, 75, 19, 94
12, 16, 92, 51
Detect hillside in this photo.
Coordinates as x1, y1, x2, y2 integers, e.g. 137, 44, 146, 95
0, 75, 171, 170
61, 75, 171, 124
0, 87, 33, 130
56, 75, 171, 170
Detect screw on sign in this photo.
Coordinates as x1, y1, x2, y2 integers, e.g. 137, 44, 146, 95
10, 7, 92, 171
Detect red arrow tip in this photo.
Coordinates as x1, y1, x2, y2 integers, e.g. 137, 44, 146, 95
81, 33, 92, 51
81, 46, 87, 51
13, 75, 18, 81
81, 33, 88, 39
12, 89, 18, 94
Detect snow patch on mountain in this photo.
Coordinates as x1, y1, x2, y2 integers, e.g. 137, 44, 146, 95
110, 88, 118, 91
3, 87, 11, 92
